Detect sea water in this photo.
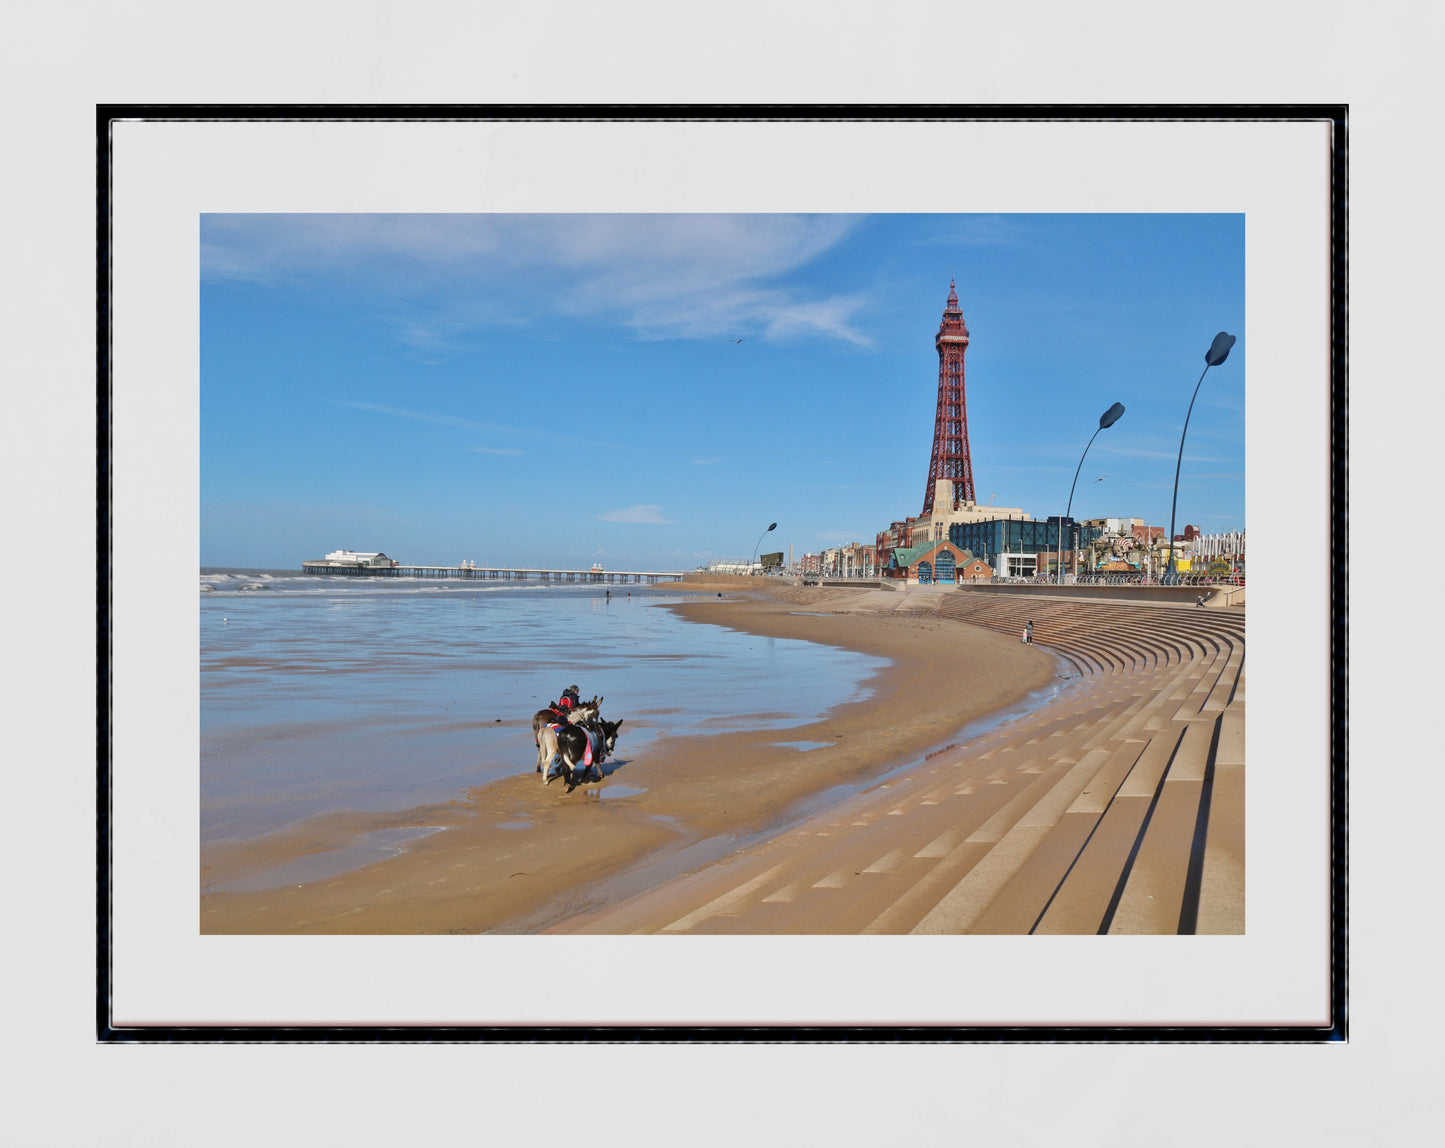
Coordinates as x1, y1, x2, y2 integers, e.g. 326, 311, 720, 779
200, 570, 886, 845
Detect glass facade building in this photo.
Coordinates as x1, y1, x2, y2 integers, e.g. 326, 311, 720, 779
947, 517, 1102, 575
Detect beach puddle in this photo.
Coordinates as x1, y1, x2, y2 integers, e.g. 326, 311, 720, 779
788, 611, 835, 617
598, 785, 646, 799
496, 821, 531, 830
773, 740, 833, 751
208, 826, 445, 893
567, 783, 648, 802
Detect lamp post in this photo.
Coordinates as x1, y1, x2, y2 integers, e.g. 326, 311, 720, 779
1167, 332, 1236, 578
1059, 402, 1126, 584
751, 522, 777, 571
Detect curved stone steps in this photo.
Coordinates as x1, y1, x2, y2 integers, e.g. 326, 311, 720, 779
934, 594, 1241, 678
549, 592, 1245, 936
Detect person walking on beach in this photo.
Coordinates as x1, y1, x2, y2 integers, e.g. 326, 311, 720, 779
1022, 621, 1034, 645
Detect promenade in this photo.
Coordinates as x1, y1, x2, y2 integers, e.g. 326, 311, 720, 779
549, 585, 1245, 935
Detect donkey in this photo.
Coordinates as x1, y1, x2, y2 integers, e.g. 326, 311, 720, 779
532, 695, 601, 772
539, 716, 624, 792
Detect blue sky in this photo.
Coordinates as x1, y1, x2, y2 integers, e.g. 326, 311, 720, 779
200, 213, 1244, 570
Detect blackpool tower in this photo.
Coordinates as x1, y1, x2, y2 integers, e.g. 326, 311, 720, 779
920, 279, 976, 516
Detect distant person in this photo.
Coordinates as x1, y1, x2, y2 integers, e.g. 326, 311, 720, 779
1022, 621, 1034, 644
1196, 594, 1206, 608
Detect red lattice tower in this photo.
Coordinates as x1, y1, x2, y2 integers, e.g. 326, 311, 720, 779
921, 279, 976, 516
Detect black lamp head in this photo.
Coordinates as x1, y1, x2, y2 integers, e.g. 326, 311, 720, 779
767, 522, 777, 531
1205, 332, 1236, 367
1099, 402, 1125, 429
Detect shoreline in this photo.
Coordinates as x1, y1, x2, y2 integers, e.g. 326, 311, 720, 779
199, 582, 1058, 934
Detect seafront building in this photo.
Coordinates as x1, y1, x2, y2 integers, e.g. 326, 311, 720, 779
1183, 529, 1247, 565
817, 541, 876, 578
946, 516, 1102, 579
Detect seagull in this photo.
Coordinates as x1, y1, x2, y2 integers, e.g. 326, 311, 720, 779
1094, 475, 1109, 483
730, 338, 745, 344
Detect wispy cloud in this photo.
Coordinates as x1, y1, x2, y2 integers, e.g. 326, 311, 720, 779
917, 215, 1033, 249
203, 214, 874, 347
596, 505, 672, 524
759, 294, 874, 348
1097, 444, 1234, 464
335, 400, 518, 436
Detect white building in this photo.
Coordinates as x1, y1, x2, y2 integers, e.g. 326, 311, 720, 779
1177, 530, 1246, 570
321, 550, 395, 567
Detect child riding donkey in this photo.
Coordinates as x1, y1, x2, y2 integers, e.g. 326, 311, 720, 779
529, 684, 625, 791
532, 686, 601, 772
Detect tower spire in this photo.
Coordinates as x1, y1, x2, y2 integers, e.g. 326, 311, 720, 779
921, 280, 976, 516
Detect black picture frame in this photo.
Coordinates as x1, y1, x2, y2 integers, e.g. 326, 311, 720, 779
97, 104, 1346, 1043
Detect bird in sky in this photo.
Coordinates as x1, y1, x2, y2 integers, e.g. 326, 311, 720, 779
1095, 475, 1109, 483
730, 338, 745, 344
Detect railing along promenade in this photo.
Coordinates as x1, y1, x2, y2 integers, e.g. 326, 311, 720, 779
301, 562, 684, 584
804, 572, 1245, 588
556, 583, 1246, 935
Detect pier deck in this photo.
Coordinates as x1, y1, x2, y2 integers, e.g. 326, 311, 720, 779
300, 561, 684, 584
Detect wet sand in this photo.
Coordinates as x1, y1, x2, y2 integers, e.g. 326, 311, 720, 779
199, 581, 1056, 934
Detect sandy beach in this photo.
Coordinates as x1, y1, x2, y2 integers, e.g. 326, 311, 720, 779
199, 581, 1057, 934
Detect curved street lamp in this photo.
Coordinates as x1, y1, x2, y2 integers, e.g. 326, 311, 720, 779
751, 522, 778, 569
1167, 332, 1236, 578
1059, 402, 1126, 584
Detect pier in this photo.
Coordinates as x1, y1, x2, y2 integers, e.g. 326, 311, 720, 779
300, 561, 684, 584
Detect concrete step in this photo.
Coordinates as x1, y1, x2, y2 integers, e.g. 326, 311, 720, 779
967, 812, 1104, 934
1201, 649, 1245, 713
1196, 751, 1245, 934
655, 862, 790, 934
862, 841, 993, 933
1171, 643, 1234, 723
1031, 726, 1187, 934
967, 738, 1151, 933
911, 745, 1125, 934
1105, 718, 1218, 933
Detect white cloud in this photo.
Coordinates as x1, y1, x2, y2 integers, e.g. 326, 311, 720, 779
202, 214, 873, 347
596, 505, 672, 524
